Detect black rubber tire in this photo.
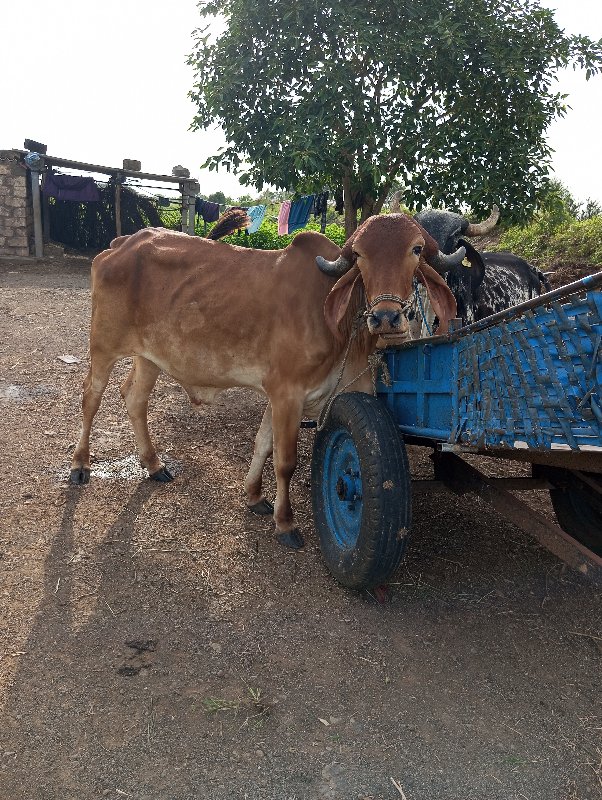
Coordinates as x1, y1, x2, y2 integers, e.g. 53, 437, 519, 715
535, 466, 602, 556
311, 392, 411, 589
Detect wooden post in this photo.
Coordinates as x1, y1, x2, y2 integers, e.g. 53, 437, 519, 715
181, 183, 187, 232
114, 173, 123, 237
181, 180, 199, 235
188, 193, 196, 235
41, 168, 51, 242
29, 169, 44, 258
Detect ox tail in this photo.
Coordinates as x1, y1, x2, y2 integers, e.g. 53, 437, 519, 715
207, 208, 251, 240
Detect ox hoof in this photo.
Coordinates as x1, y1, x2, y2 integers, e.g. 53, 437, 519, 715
70, 467, 90, 485
149, 467, 174, 483
277, 529, 305, 550
247, 498, 274, 516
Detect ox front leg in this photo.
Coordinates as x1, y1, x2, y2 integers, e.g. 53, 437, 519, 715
271, 394, 305, 550
120, 356, 172, 482
245, 403, 275, 516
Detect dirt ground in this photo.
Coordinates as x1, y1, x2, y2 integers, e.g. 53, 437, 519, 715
0, 253, 600, 800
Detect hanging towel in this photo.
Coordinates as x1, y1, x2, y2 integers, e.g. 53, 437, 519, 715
195, 198, 220, 222
287, 195, 315, 234
313, 192, 329, 218
351, 190, 364, 210
278, 201, 291, 236
42, 173, 100, 202
314, 191, 329, 233
334, 192, 344, 214
246, 204, 267, 234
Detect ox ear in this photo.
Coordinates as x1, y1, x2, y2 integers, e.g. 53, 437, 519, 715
324, 266, 362, 341
416, 262, 458, 335
457, 238, 486, 287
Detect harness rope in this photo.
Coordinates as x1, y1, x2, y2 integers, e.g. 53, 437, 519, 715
413, 278, 433, 336
316, 311, 393, 432
316, 279, 432, 431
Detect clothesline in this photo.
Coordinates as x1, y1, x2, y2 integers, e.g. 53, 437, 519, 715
194, 192, 331, 235
41, 169, 340, 237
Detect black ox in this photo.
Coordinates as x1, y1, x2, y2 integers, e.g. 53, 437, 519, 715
413, 206, 550, 328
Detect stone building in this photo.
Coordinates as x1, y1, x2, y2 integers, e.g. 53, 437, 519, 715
0, 149, 34, 258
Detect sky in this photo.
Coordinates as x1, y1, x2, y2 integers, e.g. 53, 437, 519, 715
1, 0, 601, 206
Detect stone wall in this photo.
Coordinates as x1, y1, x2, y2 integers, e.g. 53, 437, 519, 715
0, 149, 33, 257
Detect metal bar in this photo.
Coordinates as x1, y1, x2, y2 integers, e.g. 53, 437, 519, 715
399, 425, 452, 439
574, 470, 602, 495
114, 182, 122, 237
43, 154, 186, 184
411, 480, 446, 494
433, 452, 602, 585
412, 477, 552, 493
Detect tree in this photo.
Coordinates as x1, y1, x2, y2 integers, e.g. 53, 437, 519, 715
189, 0, 602, 236
206, 190, 228, 205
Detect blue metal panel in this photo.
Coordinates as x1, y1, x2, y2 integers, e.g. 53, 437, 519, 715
377, 339, 455, 440
376, 280, 602, 453
455, 291, 602, 450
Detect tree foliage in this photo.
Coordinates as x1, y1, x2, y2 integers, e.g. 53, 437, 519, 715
189, 0, 602, 233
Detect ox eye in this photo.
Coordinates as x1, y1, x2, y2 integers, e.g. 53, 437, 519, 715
412, 245, 423, 256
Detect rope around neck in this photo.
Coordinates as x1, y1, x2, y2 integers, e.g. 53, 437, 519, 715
316, 311, 391, 432
413, 278, 433, 336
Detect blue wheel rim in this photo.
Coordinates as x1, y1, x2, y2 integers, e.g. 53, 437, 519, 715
321, 427, 363, 550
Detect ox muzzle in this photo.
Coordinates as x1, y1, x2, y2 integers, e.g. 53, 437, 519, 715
364, 292, 412, 336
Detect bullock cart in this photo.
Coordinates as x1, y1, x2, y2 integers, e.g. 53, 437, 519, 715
311, 271, 602, 589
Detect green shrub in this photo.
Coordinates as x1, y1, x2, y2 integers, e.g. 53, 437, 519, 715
206, 218, 346, 250
159, 204, 347, 250
158, 207, 182, 231
551, 216, 602, 266
499, 215, 602, 268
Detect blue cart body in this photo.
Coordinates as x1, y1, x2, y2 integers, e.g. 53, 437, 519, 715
376, 272, 602, 457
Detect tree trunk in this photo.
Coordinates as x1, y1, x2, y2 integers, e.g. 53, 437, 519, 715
343, 172, 358, 239
360, 193, 376, 224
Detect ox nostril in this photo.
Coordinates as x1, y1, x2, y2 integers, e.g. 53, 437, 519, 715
366, 313, 381, 329
390, 310, 401, 327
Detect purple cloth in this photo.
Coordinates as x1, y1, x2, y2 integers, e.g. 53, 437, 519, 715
42, 173, 101, 202
195, 198, 220, 222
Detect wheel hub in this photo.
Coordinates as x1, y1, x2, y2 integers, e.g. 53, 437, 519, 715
335, 469, 362, 504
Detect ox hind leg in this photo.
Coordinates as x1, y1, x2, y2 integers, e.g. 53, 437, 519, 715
119, 356, 172, 482
70, 351, 118, 484
245, 403, 275, 516
269, 392, 305, 550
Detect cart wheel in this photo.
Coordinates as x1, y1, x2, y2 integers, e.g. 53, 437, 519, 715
535, 466, 602, 556
311, 392, 411, 589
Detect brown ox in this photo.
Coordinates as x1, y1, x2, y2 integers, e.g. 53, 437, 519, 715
70, 213, 462, 548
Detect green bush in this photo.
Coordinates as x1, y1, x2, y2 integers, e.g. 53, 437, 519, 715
159, 205, 347, 249
219, 219, 346, 249
499, 181, 602, 269
499, 215, 602, 268
551, 216, 602, 266
158, 207, 181, 231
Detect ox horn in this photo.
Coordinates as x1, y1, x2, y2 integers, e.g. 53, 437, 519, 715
426, 245, 467, 274
316, 254, 352, 276
464, 205, 500, 237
